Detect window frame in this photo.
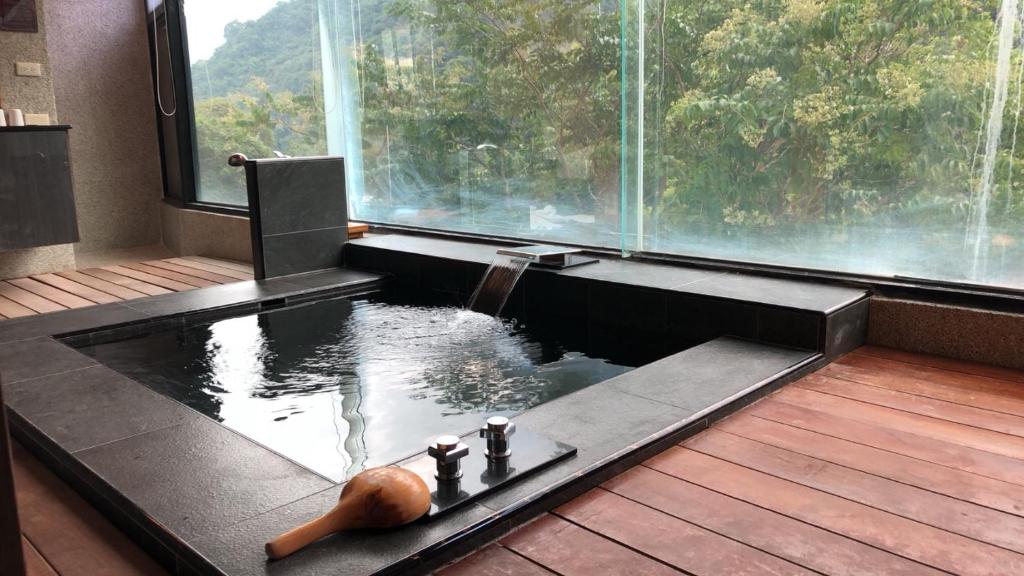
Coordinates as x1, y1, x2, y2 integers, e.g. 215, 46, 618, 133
148, 0, 250, 217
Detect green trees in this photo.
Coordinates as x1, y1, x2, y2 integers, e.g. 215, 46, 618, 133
651, 0, 1001, 239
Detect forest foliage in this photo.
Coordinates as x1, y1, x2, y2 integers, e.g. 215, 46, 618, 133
191, 0, 1018, 261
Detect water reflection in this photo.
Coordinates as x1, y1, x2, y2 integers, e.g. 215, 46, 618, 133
79, 295, 633, 481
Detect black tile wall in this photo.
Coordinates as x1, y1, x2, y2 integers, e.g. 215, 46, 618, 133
250, 159, 348, 237
344, 244, 864, 358
246, 156, 348, 279
824, 296, 870, 358
261, 226, 348, 278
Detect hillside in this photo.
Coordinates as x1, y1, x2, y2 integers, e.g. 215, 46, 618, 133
189, 0, 321, 100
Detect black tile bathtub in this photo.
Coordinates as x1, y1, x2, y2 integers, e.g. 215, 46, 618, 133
0, 234, 869, 576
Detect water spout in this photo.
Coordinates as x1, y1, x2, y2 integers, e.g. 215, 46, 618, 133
467, 254, 530, 316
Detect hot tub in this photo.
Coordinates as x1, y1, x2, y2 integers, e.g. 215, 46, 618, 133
75, 292, 658, 482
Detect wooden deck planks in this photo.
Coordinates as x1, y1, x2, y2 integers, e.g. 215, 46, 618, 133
6, 278, 94, 309
139, 260, 235, 284
0, 294, 35, 319
23, 537, 58, 576
77, 268, 174, 297
500, 514, 683, 576
180, 255, 254, 274
854, 345, 1024, 384
122, 262, 218, 288
603, 466, 945, 576
797, 373, 1024, 436
0, 256, 252, 321
163, 257, 253, 280
0, 281, 66, 313
555, 488, 816, 575
102, 265, 197, 292
444, 347, 1024, 576
685, 429, 1024, 554
774, 386, 1024, 460
53, 270, 148, 301
13, 443, 168, 575
647, 447, 1024, 576
748, 397, 1024, 486
30, 273, 121, 305
716, 413, 1024, 516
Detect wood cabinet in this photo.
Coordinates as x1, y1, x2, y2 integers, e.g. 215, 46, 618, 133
0, 125, 79, 251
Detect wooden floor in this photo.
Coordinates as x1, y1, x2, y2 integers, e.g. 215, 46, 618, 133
0, 256, 253, 319
14, 442, 168, 576
441, 346, 1024, 576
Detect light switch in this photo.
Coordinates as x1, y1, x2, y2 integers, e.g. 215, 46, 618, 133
15, 62, 42, 77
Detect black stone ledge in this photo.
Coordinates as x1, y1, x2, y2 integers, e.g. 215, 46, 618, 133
347, 234, 868, 314
185, 337, 820, 576
0, 268, 386, 346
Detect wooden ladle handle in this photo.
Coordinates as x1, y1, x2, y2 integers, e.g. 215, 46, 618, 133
265, 500, 355, 560
265, 467, 431, 560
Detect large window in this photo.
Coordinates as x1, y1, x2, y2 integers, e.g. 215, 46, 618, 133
318, 0, 625, 247
184, 0, 328, 205
636, 0, 1024, 289
176, 0, 1024, 290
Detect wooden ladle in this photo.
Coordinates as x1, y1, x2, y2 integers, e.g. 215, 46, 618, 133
265, 467, 431, 560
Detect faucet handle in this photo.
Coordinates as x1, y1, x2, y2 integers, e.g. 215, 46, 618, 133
427, 435, 469, 481
480, 416, 516, 460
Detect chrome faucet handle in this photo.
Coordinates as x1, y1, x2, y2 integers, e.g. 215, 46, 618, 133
479, 416, 516, 460
427, 435, 469, 481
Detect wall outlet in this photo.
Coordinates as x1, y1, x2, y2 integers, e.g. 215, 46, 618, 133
15, 62, 43, 77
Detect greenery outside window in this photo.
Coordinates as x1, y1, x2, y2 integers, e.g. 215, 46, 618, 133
174, 0, 1024, 291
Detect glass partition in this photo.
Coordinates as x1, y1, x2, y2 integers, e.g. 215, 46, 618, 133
318, 0, 625, 248
184, 0, 329, 206
178, 0, 1024, 290
637, 0, 1024, 289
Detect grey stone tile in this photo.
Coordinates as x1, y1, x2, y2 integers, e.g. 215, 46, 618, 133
682, 273, 867, 313
277, 268, 383, 291
605, 337, 814, 413
253, 158, 347, 237
478, 384, 690, 510
562, 257, 720, 289
262, 227, 348, 278
0, 303, 149, 343
0, 337, 97, 383
192, 485, 492, 576
825, 297, 869, 358
75, 416, 333, 541
123, 279, 303, 318
5, 364, 193, 452
348, 235, 498, 265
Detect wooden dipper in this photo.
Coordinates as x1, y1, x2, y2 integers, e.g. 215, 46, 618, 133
265, 467, 431, 560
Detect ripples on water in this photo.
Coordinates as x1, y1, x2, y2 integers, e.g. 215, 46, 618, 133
79, 296, 633, 481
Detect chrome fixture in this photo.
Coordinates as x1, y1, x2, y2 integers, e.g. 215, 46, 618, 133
495, 245, 597, 269
480, 416, 516, 460
427, 435, 469, 481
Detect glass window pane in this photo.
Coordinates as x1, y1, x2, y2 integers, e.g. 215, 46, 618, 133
640, 0, 1024, 289
185, 0, 328, 206
319, 0, 623, 248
